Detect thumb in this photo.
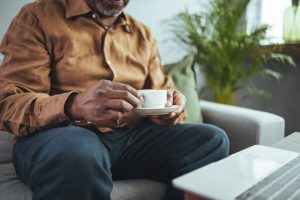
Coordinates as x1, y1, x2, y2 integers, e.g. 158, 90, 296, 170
166, 90, 173, 107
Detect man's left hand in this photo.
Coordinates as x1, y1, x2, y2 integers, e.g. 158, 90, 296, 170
148, 89, 186, 125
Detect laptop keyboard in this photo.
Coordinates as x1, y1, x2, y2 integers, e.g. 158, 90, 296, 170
236, 156, 300, 200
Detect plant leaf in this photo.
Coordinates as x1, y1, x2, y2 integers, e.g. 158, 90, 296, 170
263, 69, 283, 80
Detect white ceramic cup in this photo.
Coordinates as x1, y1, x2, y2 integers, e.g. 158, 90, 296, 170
138, 89, 167, 108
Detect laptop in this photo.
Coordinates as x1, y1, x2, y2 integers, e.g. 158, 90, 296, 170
172, 145, 300, 200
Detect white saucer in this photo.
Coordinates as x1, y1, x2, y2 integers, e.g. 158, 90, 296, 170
133, 105, 178, 116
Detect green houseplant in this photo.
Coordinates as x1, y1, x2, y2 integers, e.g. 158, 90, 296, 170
170, 0, 295, 104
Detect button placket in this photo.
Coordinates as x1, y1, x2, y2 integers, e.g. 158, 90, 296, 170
102, 30, 116, 81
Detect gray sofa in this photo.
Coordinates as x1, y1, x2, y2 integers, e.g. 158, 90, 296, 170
0, 100, 285, 200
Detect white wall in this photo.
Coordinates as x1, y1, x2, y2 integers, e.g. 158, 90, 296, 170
0, 0, 35, 60
125, 0, 204, 63
0, 0, 204, 63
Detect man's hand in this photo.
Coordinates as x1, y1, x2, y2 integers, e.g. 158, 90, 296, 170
66, 80, 142, 127
149, 89, 186, 125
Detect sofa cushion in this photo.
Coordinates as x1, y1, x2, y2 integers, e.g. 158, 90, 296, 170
0, 131, 14, 163
0, 163, 32, 200
0, 131, 167, 200
0, 162, 166, 200
112, 180, 167, 200
164, 55, 203, 123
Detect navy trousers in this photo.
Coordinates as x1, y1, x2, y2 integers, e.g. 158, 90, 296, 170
13, 120, 229, 200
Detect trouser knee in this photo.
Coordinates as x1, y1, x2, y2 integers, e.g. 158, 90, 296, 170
14, 126, 113, 200
193, 124, 229, 158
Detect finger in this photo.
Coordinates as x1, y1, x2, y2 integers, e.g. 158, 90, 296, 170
172, 91, 186, 113
159, 106, 184, 120
166, 90, 174, 107
105, 99, 134, 112
147, 112, 176, 121
166, 111, 180, 119
168, 106, 184, 119
92, 109, 123, 123
109, 81, 141, 99
173, 91, 186, 107
150, 118, 167, 125
157, 113, 175, 120
104, 109, 124, 121
168, 112, 177, 118
147, 115, 161, 119
107, 90, 141, 107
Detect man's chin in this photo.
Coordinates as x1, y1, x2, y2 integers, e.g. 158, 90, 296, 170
92, 0, 128, 17
102, 10, 123, 17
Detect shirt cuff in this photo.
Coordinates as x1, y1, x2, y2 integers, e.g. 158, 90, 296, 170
39, 91, 78, 127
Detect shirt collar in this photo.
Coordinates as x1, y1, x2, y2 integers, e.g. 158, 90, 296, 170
118, 13, 132, 33
63, 0, 132, 33
64, 0, 92, 19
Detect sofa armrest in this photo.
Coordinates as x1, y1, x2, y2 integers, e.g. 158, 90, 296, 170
200, 100, 285, 154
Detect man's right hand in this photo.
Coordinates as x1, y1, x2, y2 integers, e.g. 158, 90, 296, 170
65, 80, 142, 127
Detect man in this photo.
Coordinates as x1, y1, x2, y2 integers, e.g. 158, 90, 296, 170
0, 0, 229, 199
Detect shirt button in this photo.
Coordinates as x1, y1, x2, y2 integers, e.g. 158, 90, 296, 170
92, 14, 97, 19
107, 60, 112, 65
104, 26, 109, 30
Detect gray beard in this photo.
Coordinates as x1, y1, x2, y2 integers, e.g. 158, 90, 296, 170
95, 1, 122, 17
